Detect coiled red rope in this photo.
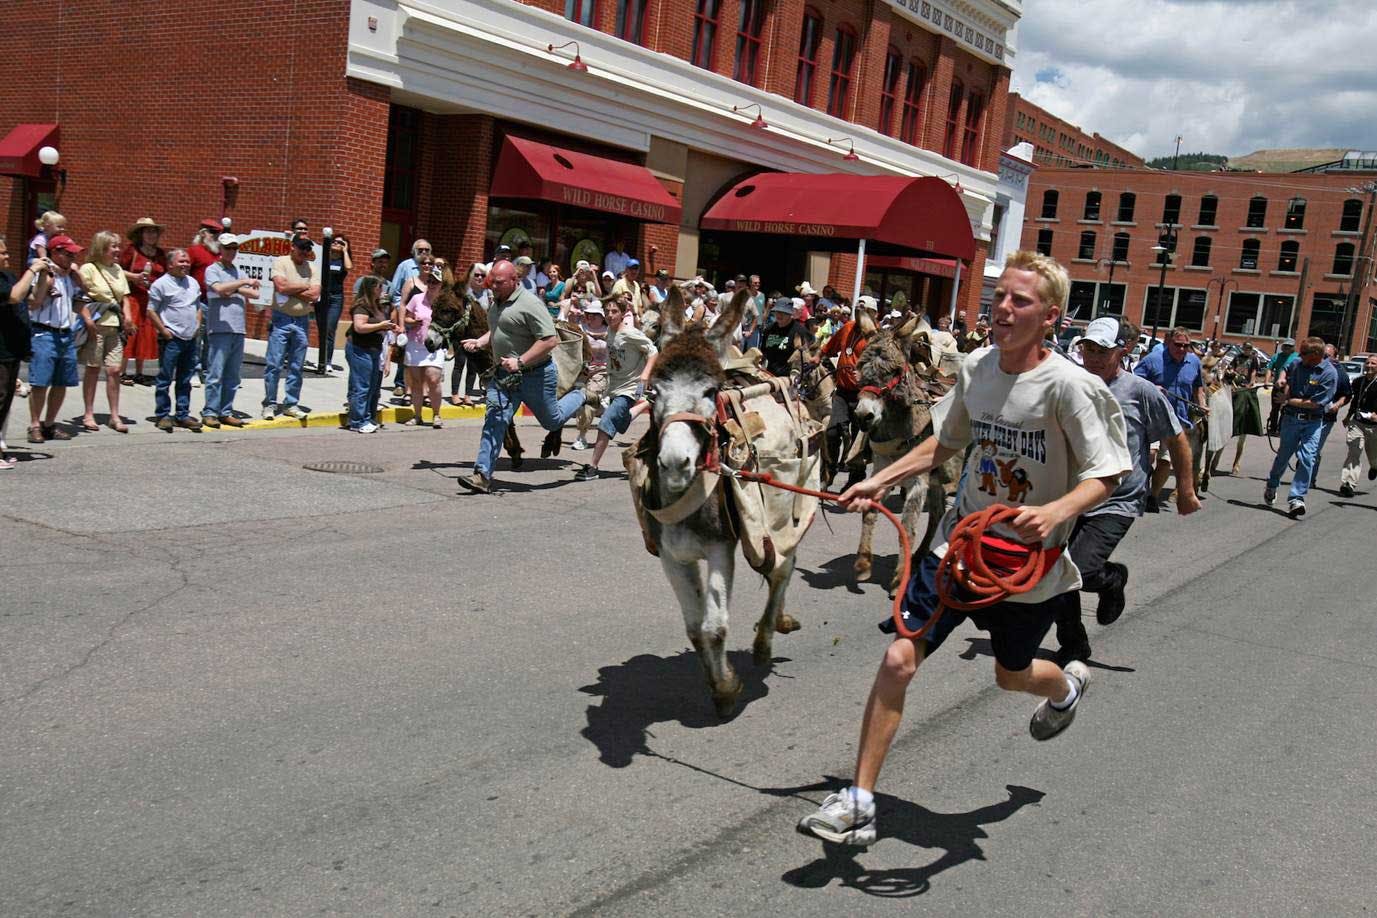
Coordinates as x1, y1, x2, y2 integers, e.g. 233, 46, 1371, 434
729, 471, 1051, 640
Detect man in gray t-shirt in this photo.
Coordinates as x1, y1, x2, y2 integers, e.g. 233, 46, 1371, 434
147, 248, 205, 429
1055, 317, 1200, 665
201, 236, 260, 426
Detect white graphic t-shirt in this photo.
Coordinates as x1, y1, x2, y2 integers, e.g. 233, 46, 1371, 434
930, 346, 1132, 603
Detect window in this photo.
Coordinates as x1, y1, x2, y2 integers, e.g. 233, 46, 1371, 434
1153, 232, 1177, 265
691, 0, 721, 69
1117, 192, 1136, 222
825, 25, 858, 118
615, 0, 648, 43
1226, 292, 1294, 337
1197, 195, 1218, 226
1040, 189, 1059, 220
1341, 198, 1363, 233
1175, 288, 1207, 330
1309, 292, 1345, 344
878, 48, 902, 136
1240, 238, 1260, 270
1334, 242, 1355, 276
899, 60, 926, 144
1112, 232, 1130, 262
1082, 191, 1101, 222
1036, 228, 1053, 256
1277, 240, 1299, 272
1142, 286, 1175, 331
1078, 230, 1097, 260
1068, 281, 1125, 320
1143, 286, 1206, 332
1162, 194, 1182, 226
961, 91, 984, 166
793, 9, 823, 105
1191, 236, 1211, 267
943, 79, 964, 159
1284, 197, 1307, 230
1246, 196, 1267, 228
733, 0, 766, 84
565, 0, 596, 27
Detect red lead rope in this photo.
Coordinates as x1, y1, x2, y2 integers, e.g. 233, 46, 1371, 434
728, 471, 1050, 641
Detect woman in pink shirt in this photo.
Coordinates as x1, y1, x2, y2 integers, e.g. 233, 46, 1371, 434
402, 263, 448, 427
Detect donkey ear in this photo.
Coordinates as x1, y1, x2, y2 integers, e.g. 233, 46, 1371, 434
894, 315, 919, 339
661, 285, 685, 340
709, 288, 749, 343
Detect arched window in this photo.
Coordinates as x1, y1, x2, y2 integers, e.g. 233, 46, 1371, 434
899, 60, 926, 144
1340, 199, 1363, 233
1111, 232, 1130, 262
878, 47, 902, 135
1284, 197, 1307, 230
825, 24, 858, 118
1240, 238, 1261, 270
1246, 196, 1267, 228
793, 8, 823, 105
1078, 230, 1096, 260
1083, 191, 1102, 221
1191, 236, 1212, 267
1162, 194, 1182, 226
943, 79, 964, 159
1116, 192, 1136, 222
1333, 242, 1356, 276
1036, 228, 1053, 256
1040, 189, 1059, 220
1197, 195, 1218, 226
1277, 240, 1299, 272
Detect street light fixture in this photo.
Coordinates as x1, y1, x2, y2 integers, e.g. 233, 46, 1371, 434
547, 41, 589, 72
1206, 276, 1238, 341
731, 103, 768, 129
825, 136, 860, 162
1149, 224, 1179, 348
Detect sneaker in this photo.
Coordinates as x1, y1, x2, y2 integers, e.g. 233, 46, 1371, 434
432, 419, 443, 429
1340, 484, 1356, 497
156, 416, 175, 432
1145, 494, 1160, 514
797, 791, 877, 846
1095, 563, 1129, 626
220, 415, 245, 428
175, 416, 203, 431
574, 464, 599, 482
201, 415, 221, 429
1053, 643, 1091, 667
356, 422, 379, 434
1287, 500, 1306, 519
1263, 486, 1276, 506
1030, 661, 1089, 741
16, 380, 30, 397
191, 376, 203, 388
458, 472, 491, 494
570, 437, 590, 451
282, 405, 308, 420
261, 404, 278, 420
1369, 467, 1376, 481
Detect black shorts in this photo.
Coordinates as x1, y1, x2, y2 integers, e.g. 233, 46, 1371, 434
897, 551, 1074, 672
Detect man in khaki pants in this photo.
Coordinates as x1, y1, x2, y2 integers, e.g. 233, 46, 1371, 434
1340, 354, 1377, 497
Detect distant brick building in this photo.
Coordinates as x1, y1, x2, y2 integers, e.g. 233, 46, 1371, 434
1002, 93, 1143, 169
0, 0, 1024, 340
1022, 166, 1377, 354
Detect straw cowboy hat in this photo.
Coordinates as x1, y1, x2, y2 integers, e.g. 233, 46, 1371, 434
796, 281, 819, 297
126, 217, 165, 241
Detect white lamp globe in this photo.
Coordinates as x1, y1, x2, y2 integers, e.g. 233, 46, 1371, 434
37, 146, 60, 166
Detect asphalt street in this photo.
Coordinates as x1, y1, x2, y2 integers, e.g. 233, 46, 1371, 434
2, 414, 1375, 917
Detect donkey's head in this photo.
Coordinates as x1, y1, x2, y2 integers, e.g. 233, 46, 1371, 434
647, 285, 746, 492
853, 328, 922, 431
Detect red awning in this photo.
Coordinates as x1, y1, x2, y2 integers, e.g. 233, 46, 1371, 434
490, 136, 681, 225
867, 255, 959, 278
0, 123, 59, 178
701, 173, 975, 261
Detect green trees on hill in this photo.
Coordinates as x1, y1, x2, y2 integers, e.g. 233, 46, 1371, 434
1146, 152, 1229, 171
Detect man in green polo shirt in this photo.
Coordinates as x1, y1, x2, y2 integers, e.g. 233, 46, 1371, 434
458, 260, 586, 493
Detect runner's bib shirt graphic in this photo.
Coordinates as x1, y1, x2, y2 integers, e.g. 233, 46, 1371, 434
929, 346, 1132, 604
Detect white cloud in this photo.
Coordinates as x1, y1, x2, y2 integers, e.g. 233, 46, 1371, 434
1011, 0, 1377, 159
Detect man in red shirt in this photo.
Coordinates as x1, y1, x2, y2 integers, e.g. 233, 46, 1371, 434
812, 295, 878, 487
186, 219, 225, 386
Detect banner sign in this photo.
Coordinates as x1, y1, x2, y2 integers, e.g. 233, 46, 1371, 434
230, 230, 322, 308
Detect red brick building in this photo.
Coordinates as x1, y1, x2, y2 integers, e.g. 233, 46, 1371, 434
1002, 93, 1143, 169
0, 0, 1022, 341
1022, 166, 1377, 354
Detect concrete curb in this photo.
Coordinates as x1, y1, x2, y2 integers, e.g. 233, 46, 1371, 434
241, 403, 487, 430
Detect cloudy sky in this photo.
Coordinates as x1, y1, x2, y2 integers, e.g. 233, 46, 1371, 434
1010, 0, 1377, 160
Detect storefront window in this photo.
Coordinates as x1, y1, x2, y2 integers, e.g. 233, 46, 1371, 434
485, 205, 550, 262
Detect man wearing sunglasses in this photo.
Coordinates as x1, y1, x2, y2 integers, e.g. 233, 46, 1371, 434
1134, 326, 1206, 510
1054, 317, 1200, 665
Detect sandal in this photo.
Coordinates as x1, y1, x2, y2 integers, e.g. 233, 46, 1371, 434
27, 424, 43, 444
42, 423, 71, 441
81, 419, 100, 432
0, 456, 15, 470
120, 376, 135, 387
108, 419, 129, 434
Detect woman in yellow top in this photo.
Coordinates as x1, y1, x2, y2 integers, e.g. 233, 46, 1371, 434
77, 231, 135, 432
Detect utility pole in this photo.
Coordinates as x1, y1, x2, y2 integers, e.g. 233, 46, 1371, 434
1150, 225, 1178, 346
1173, 135, 1182, 171
1338, 183, 1377, 354
1290, 256, 1309, 341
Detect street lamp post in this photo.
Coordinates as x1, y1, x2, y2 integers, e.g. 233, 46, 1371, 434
1150, 224, 1178, 348
1100, 255, 1119, 317
1207, 277, 1238, 342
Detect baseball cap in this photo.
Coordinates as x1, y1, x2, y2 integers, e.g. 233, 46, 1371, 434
1082, 316, 1125, 348
627, 258, 641, 268
216, 233, 239, 248
496, 244, 512, 253
601, 270, 615, 280
857, 295, 878, 312
371, 248, 390, 259
575, 259, 591, 272
199, 218, 223, 232
514, 255, 534, 266
771, 296, 795, 313
724, 279, 736, 289
655, 268, 669, 278
291, 234, 313, 250
582, 301, 605, 316
47, 234, 84, 253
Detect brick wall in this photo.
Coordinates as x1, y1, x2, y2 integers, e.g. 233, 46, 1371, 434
1003, 93, 1144, 168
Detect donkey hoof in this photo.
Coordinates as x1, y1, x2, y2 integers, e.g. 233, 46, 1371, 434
775, 613, 801, 634
854, 558, 872, 583
712, 677, 744, 718
752, 639, 773, 667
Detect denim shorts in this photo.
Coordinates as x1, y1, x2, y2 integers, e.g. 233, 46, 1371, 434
898, 551, 1071, 672
29, 328, 79, 388
598, 393, 637, 438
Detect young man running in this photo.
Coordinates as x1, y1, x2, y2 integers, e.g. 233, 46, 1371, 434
798, 251, 1131, 846
573, 297, 656, 481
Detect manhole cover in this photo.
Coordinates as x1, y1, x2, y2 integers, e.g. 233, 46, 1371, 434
303, 461, 385, 475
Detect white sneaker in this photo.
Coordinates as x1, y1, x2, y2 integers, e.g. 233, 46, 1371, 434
571, 437, 589, 450
356, 422, 379, 434
282, 405, 308, 420
261, 404, 277, 420
1030, 661, 1090, 741
192, 376, 203, 388
797, 791, 877, 846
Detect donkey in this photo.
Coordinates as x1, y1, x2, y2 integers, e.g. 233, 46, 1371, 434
850, 323, 958, 595
639, 287, 807, 717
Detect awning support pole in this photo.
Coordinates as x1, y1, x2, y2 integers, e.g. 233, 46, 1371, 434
853, 238, 868, 303
948, 260, 963, 321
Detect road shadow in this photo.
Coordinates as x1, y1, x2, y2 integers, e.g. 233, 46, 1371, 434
1331, 500, 1377, 511
579, 649, 773, 768
957, 637, 1136, 673
777, 777, 1046, 898
1224, 498, 1291, 518
4, 449, 55, 463
797, 553, 870, 595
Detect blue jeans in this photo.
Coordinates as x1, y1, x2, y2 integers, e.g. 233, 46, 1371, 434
474, 361, 587, 477
315, 298, 343, 369
156, 335, 198, 419
1267, 413, 1323, 502
345, 340, 383, 429
203, 332, 244, 419
1313, 415, 1339, 483
262, 312, 309, 407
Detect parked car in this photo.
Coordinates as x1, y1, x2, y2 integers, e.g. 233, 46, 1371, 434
1340, 359, 1365, 383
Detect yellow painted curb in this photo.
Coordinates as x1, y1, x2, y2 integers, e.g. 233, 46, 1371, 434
239, 403, 486, 431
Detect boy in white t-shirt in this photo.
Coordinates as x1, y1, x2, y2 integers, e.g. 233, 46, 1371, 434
799, 251, 1132, 847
